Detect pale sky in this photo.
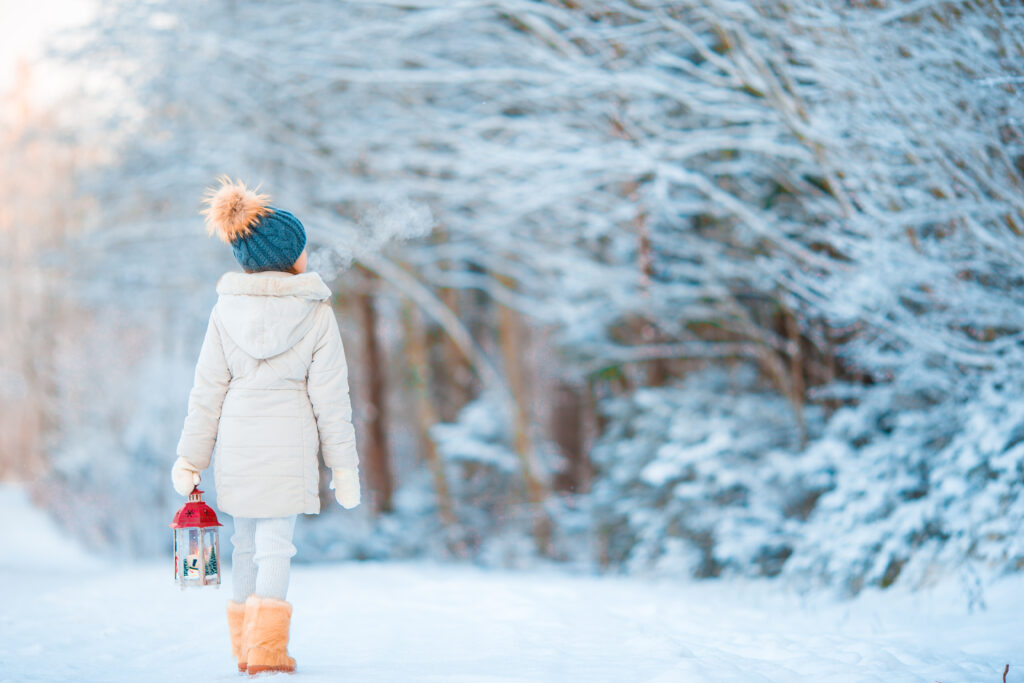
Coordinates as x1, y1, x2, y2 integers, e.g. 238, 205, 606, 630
0, 0, 97, 103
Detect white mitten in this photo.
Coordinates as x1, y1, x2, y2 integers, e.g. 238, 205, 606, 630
330, 468, 361, 509
171, 457, 201, 496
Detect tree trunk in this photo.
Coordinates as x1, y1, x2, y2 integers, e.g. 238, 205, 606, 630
495, 275, 552, 553
438, 285, 472, 420
357, 270, 394, 514
401, 299, 455, 525
551, 381, 590, 493
434, 225, 473, 421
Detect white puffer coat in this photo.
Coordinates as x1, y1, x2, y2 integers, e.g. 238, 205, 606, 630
176, 271, 358, 517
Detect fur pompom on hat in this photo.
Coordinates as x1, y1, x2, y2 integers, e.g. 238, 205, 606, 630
202, 176, 271, 243
201, 176, 307, 272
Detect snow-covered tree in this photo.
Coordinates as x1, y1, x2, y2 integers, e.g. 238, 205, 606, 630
24, 0, 1024, 593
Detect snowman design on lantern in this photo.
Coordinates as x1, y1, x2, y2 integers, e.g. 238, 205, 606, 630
170, 486, 222, 589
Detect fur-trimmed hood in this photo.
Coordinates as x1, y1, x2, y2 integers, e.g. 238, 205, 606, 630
214, 271, 332, 360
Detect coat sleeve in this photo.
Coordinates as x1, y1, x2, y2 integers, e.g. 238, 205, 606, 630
307, 303, 359, 470
176, 308, 231, 470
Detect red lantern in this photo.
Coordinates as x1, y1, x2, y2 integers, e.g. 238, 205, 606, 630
170, 487, 222, 589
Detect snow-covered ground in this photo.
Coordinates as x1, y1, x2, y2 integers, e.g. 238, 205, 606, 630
0, 484, 1021, 683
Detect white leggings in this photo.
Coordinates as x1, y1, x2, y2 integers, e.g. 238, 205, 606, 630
230, 515, 297, 603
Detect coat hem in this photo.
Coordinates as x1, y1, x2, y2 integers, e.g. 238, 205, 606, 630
218, 503, 321, 518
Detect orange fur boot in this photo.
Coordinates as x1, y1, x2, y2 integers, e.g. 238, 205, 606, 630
227, 600, 248, 672
244, 596, 296, 675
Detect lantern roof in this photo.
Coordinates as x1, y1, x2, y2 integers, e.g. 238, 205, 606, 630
169, 488, 223, 529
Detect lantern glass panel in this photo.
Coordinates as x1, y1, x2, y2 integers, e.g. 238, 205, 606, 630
175, 527, 204, 588
202, 528, 220, 585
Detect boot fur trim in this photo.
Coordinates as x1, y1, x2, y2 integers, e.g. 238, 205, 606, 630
244, 596, 296, 675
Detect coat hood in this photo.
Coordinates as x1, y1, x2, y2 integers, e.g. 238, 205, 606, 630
214, 271, 332, 360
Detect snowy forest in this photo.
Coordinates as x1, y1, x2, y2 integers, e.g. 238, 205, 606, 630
3, 0, 1024, 605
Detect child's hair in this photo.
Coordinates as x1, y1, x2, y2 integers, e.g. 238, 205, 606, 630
247, 263, 302, 275
201, 176, 307, 274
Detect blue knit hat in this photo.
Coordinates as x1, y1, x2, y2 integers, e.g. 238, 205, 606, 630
202, 177, 307, 272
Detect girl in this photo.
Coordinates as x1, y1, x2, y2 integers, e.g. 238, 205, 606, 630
171, 177, 360, 675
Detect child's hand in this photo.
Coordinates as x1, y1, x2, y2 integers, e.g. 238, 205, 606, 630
329, 468, 361, 509
171, 457, 201, 496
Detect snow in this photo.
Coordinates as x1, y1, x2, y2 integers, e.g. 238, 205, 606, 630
1, 485, 1022, 682
0, 484, 98, 573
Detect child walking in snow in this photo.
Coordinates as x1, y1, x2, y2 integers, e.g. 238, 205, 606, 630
171, 177, 360, 675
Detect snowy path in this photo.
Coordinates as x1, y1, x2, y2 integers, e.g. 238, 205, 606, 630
1, 486, 1022, 682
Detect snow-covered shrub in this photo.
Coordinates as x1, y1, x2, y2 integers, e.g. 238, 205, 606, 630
429, 395, 540, 565
293, 468, 446, 563
589, 366, 826, 579
587, 367, 1024, 595
783, 375, 1024, 595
